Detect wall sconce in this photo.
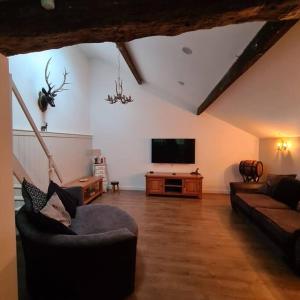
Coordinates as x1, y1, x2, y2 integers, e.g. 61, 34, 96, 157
277, 140, 289, 151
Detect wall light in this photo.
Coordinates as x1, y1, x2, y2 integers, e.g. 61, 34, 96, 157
277, 140, 289, 151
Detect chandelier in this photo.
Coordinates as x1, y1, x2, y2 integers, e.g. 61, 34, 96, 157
105, 52, 134, 104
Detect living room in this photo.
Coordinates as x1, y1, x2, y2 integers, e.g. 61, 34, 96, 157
1, 2, 300, 300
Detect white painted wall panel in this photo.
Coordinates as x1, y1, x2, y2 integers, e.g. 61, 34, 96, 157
13, 130, 92, 191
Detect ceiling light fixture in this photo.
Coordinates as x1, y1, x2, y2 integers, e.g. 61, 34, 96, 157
105, 51, 133, 104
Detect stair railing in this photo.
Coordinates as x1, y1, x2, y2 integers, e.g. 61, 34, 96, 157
11, 79, 63, 184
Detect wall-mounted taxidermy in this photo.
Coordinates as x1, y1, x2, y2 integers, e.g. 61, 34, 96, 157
38, 58, 70, 112
41, 122, 48, 132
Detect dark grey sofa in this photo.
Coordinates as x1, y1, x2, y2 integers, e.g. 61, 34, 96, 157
230, 181, 300, 273
16, 187, 138, 300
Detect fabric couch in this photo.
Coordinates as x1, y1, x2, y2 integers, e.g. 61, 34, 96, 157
16, 186, 138, 300
230, 178, 300, 273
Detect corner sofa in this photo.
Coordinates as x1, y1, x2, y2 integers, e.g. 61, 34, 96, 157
230, 177, 300, 273
16, 186, 138, 300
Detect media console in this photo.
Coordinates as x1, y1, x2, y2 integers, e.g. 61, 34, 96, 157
145, 172, 203, 199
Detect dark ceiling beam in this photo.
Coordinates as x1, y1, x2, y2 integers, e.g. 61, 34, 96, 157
197, 20, 298, 115
1, 0, 300, 56
116, 42, 143, 85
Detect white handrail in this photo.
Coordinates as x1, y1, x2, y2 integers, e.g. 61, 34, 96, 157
12, 80, 63, 183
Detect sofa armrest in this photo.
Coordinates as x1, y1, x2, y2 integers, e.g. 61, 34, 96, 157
22, 228, 137, 299
230, 182, 266, 195
63, 186, 83, 206
51, 228, 136, 249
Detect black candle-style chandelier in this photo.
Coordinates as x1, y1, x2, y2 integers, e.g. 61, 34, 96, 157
105, 52, 134, 104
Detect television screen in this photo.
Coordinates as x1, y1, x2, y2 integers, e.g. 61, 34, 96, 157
151, 139, 195, 164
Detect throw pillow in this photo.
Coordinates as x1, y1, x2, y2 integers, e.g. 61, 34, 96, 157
22, 180, 76, 235
273, 177, 300, 210
22, 179, 47, 211
28, 210, 76, 235
47, 181, 77, 218
40, 193, 71, 227
259, 174, 297, 196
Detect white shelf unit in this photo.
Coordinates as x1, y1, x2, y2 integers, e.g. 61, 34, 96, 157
93, 163, 108, 192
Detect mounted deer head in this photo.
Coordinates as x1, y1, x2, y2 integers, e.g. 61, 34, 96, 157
38, 58, 70, 112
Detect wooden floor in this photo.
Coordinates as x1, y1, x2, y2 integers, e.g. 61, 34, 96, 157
93, 191, 300, 300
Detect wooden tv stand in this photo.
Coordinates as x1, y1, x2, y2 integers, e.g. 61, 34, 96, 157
145, 172, 203, 199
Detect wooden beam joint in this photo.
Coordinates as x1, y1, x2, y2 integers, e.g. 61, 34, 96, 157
116, 42, 143, 85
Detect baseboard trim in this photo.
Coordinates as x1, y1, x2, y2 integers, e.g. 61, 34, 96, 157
113, 185, 229, 194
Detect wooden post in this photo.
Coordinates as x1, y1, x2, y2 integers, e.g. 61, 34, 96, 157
0, 54, 18, 300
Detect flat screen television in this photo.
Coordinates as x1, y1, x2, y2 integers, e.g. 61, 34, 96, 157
151, 139, 195, 164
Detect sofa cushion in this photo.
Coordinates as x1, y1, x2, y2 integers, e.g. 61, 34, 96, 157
255, 208, 300, 235
259, 174, 297, 196
251, 208, 292, 246
70, 204, 138, 235
273, 177, 300, 210
47, 181, 77, 218
235, 193, 289, 209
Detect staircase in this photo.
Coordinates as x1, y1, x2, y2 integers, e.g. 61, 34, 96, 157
11, 78, 64, 211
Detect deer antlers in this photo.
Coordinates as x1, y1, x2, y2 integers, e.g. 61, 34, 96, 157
44, 57, 70, 95
38, 57, 70, 112
53, 68, 69, 94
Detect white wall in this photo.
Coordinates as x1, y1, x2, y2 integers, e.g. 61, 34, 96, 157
90, 60, 259, 193
0, 54, 18, 300
259, 137, 300, 179
9, 46, 91, 135
13, 130, 93, 190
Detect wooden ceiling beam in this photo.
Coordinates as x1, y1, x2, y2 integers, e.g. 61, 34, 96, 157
1, 1, 300, 56
197, 20, 298, 115
116, 42, 143, 85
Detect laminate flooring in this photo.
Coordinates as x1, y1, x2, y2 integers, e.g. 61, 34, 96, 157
93, 191, 300, 300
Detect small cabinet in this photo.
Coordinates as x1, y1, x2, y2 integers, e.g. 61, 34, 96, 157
183, 179, 201, 197
146, 178, 164, 195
